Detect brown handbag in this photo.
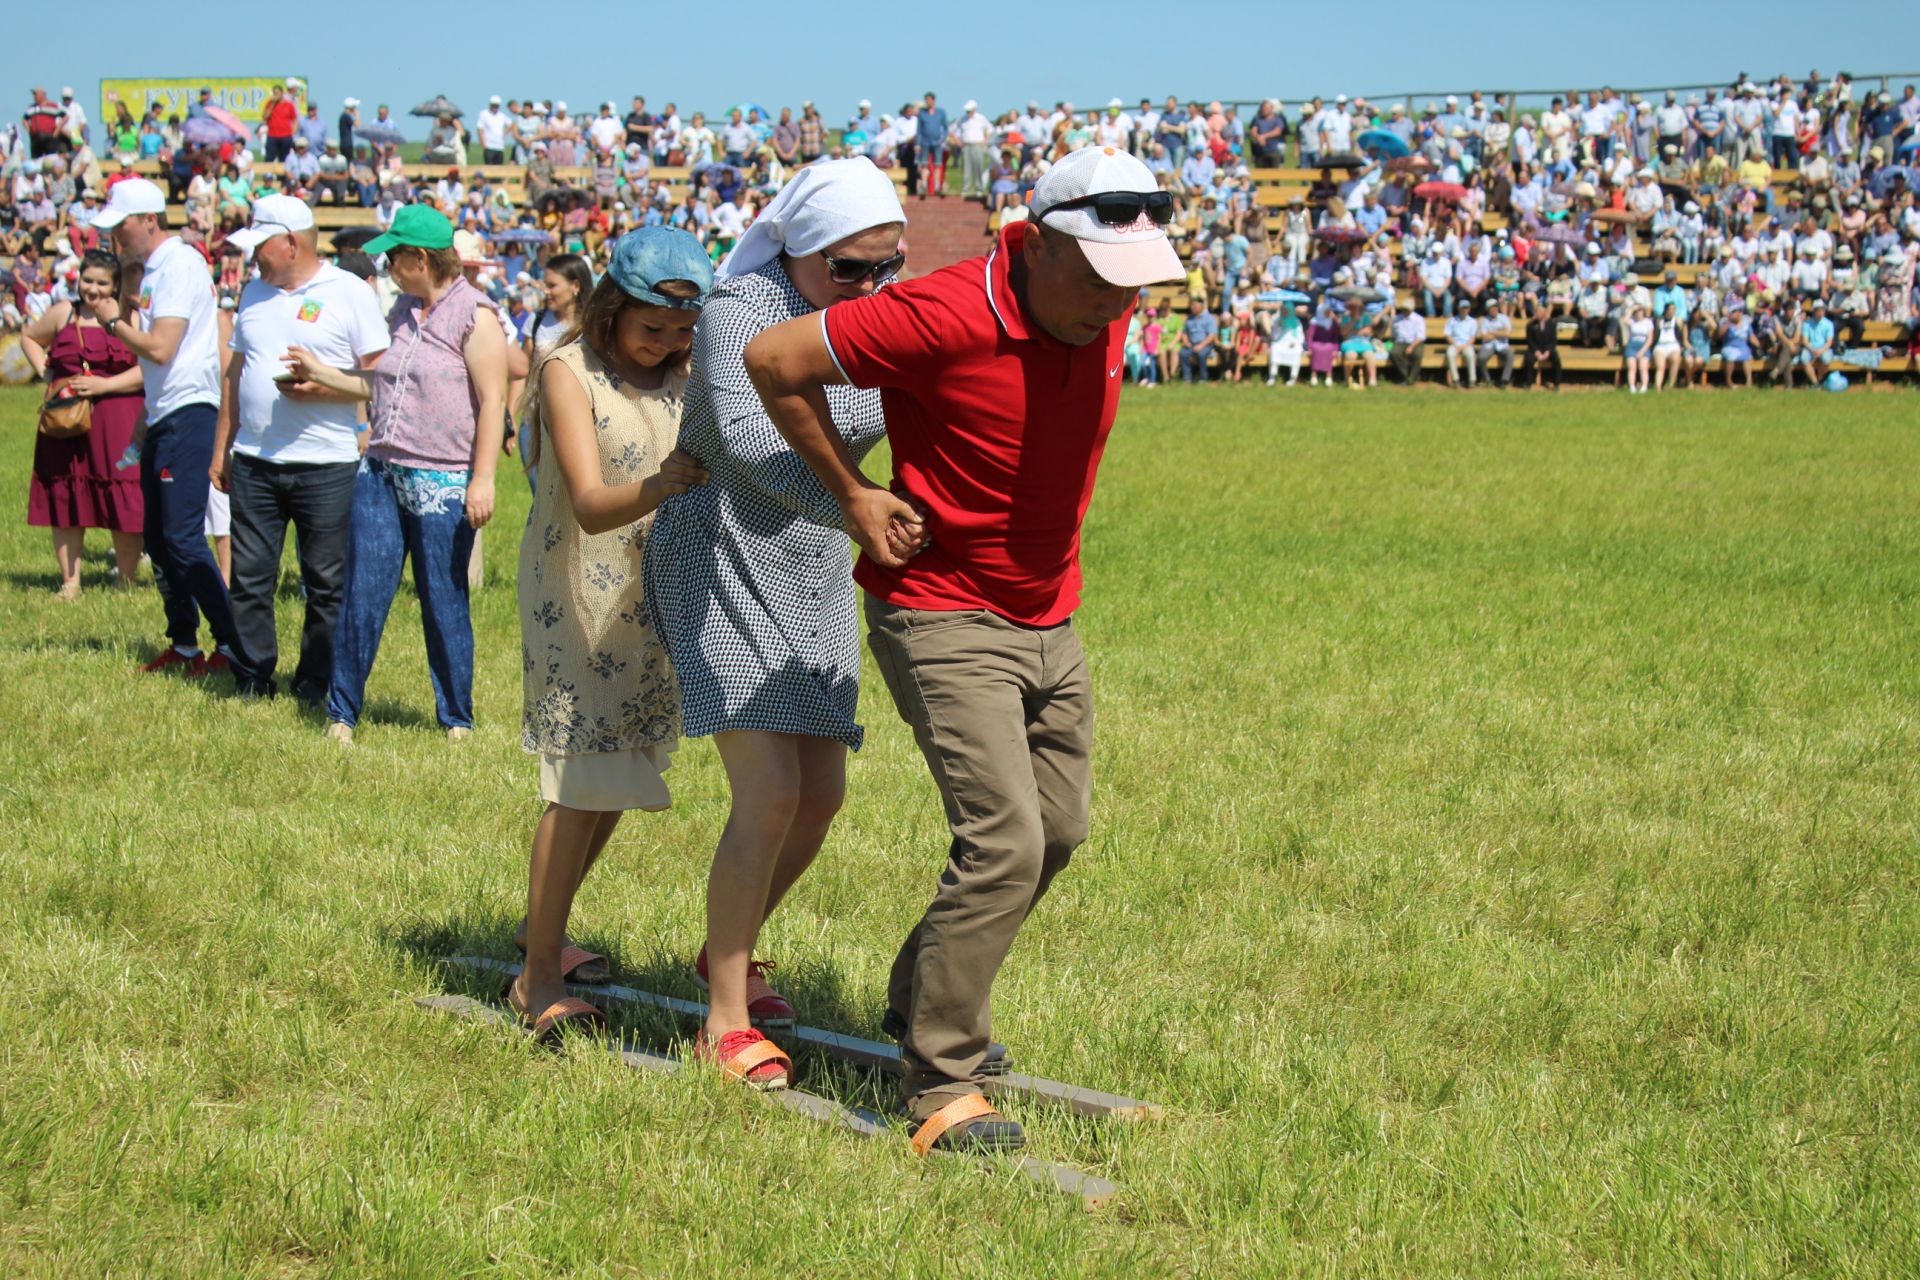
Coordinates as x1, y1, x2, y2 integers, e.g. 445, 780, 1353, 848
38, 319, 104, 438
38, 366, 94, 438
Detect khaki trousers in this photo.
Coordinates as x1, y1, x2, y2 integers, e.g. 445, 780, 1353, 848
864, 597, 1093, 1118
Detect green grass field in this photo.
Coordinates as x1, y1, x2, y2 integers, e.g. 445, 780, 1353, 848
3, 383, 1916, 1277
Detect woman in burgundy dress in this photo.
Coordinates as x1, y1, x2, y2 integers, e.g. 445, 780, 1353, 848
21, 249, 145, 599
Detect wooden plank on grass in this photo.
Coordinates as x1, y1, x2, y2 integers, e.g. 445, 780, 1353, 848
418, 986, 1121, 1206
443, 956, 1164, 1122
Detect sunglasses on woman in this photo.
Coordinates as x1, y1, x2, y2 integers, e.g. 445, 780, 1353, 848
822, 250, 905, 285
1044, 190, 1176, 227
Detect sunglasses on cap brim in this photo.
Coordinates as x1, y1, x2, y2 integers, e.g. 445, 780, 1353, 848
1044, 190, 1175, 227
821, 250, 905, 286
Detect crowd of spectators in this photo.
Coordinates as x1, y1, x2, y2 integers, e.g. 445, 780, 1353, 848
6, 71, 1920, 388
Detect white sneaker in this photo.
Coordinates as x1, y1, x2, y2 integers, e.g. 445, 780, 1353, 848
447, 727, 472, 743
325, 721, 354, 745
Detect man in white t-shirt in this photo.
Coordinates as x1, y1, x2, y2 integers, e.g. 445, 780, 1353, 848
587, 102, 624, 158
91, 178, 247, 677
213, 195, 390, 702
954, 100, 993, 198
475, 95, 511, 165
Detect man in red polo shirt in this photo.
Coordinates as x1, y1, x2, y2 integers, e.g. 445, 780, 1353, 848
744, 146, 1181, 1153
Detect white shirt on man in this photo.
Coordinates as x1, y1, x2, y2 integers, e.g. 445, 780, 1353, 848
476, 107, 511, 151
230, 261, 389, 465
588, 114, 624, 154
136, 235, 223, 419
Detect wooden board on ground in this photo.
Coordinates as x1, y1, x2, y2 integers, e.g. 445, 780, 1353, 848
443, 955, 1164, 1123
417, 989, 1121, 1207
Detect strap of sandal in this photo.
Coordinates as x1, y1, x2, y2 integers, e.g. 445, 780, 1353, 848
910, 1093, 1000, 1157
720, 1037, 791, 1081
557, 945, 606, 979
532, 997, 603, 1037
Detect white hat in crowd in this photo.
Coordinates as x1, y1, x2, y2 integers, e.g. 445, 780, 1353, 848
227, 193, 317, 252
284, 77, 300, 88
90, 178, 166, 229
1030, 146, 1182, 288
344, 97, 360, 107
490, 94, 502, 105
61, 86, 74, 98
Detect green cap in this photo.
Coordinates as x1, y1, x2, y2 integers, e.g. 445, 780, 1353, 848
361, 204, 454, 257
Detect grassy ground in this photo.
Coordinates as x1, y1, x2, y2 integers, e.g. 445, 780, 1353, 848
2, 382, 1915, 1277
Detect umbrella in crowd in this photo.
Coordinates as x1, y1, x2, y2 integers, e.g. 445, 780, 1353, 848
1356, 129, 1410, 160
410, 95, 464, 119
1526, 222, 1589, 246
1312, 226, 1366, 243
1588, 208, 1637, 226
1316, 153, 1367, 171
1384, 155, 1433, 175
181, 114, 240, 147
1867, 165, 1916, 198
1414, 181, 1467, 204
329, 227, 383, 252
729, 102, 770, 121
356, 121, 407, 147
1659, 181, 1696, 206
1255, 288, 1312, 305
1330, 285, 1387, 305
493, 227, 556, 244
203, 105, 248, 138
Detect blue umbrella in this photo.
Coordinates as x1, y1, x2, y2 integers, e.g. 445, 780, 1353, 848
1256, 288, 1312, 305
181, 115, 241, 147
1867, 165, 1916, 199
355, 121, 407, 148
494, 227, 555, 244
1357, 129, 1410, 159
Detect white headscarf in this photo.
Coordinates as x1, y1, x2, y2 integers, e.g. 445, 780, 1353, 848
717, 157, 905, 280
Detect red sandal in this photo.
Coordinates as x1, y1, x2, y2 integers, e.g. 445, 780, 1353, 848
693, 948, 795, 1028
695, 1028, 792, 1091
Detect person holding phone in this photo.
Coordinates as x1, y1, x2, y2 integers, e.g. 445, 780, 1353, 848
212, 196, 389, 704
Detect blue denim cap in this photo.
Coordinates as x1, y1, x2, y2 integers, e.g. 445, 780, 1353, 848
605, 228, 713, 310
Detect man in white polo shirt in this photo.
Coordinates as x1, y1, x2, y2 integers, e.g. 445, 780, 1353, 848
213, 195, 389, 703
475, 95, 511, 165
91, 178, 247, 679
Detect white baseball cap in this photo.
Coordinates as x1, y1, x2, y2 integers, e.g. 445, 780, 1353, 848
344, 97, 360, 108
490, 94, 502, 105
964, 99, 977, 111
285, 77, 301, 89
227, 194, 317, 251
61, 86, 75, 98
1030, 146, 1182, 287
90, 178, 167, 229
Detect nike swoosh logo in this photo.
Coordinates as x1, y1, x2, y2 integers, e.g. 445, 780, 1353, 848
1109, 363, 1122, 377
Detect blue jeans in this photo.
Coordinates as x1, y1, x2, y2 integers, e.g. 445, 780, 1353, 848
141, 402, 243, 657
326, 457, 476, 730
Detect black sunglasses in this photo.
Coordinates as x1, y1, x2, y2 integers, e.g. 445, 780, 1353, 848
1044, 190, 1175, 227
822, 250, 905, 285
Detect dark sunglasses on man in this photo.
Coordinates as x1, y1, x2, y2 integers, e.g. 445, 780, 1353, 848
1043, 189, 1176, 227
822, 249, 905, 285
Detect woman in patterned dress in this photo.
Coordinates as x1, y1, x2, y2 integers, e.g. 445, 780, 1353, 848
509, 228, 713, 1040
645, 160, 921, 1085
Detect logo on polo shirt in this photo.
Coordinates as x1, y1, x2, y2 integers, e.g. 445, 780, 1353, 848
138, 286, 152, 311
297, 299, 325, 323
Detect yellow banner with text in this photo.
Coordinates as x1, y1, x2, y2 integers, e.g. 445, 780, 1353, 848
99, 77, 308, 127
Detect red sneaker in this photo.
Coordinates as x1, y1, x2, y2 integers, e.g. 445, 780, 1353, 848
694, 1027, 791, 1090
139, 648, 210, 677
694, 948, 795, 1028
203, 650, 231, 676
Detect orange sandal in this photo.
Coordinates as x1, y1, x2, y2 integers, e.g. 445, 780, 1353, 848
695, 1028, 792, 1091
514, 995, 606, 1044
908, 1094, 1026, 1155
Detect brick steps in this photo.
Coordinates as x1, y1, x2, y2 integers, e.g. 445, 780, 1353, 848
900, 193, 994, 278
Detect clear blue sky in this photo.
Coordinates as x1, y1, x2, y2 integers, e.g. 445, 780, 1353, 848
10, 0, 1916, 138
